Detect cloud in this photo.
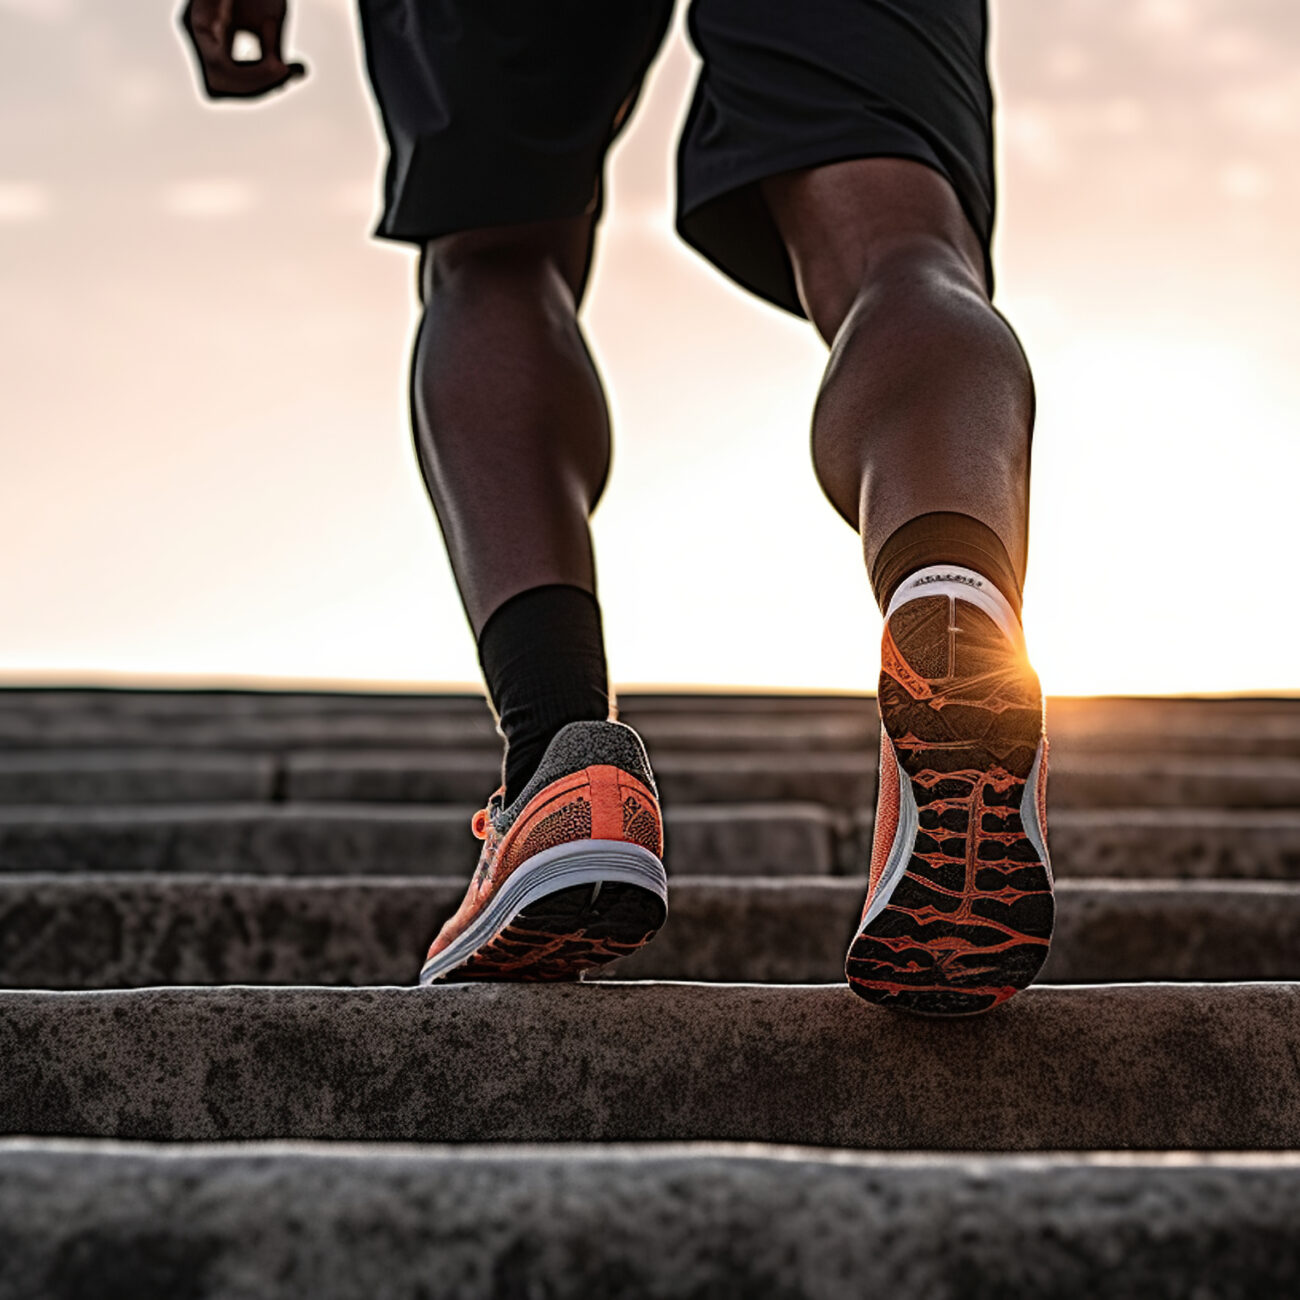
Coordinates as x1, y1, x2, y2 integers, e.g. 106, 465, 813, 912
1219, 160, 1275, 201
0, 181, 50, 221
0, 0, 75, 19
1132, 0, 1198, 36
161, 179, 257, 219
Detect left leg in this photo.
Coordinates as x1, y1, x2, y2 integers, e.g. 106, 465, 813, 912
763, 157, 1053, 1017
676, 0, 1053, 1014
763, 156, 1033, 615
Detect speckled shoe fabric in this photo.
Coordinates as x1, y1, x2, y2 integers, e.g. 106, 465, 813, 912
419, 720, 667, 984
847, 566, 1054, 1016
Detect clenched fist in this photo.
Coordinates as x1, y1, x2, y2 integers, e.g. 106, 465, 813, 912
179, 0, 307, 100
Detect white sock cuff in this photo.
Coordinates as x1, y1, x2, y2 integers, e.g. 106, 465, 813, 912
884, 564, 1023, 647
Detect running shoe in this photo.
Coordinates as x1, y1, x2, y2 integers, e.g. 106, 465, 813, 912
419, 719, 668, 984
846, 566, 1054, 1016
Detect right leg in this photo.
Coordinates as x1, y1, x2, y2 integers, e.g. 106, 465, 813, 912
360, 0, 673, 803
358, 0, 674, 980
412, 216, 613, 803
413, 226, 670, 984
412, 216, 608, 637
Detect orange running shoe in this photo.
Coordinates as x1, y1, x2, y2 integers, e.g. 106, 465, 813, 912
419, 720, 667, 984
847, 566, 1053, 1016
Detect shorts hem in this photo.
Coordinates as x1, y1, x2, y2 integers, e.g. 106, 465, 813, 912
372, 138, 604, 247
677, 135, 995, 318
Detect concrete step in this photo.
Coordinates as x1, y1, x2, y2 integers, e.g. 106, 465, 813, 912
3, 688, 1300, 755
10, 747, 1294, 809
2, 805, 1298, 880
283, 748, 877, 807
0, 751, 279, 805
2, 1142, 1298, 1300
3, 876, 1298, 990
0, 803, 834, 878
282, 749, 1300, 810
2, 984, 1297, 1147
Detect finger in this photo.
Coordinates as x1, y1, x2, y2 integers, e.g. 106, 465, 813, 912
204, 56, 305, 99
179, 0, 233, 78
259, 13, 284, 65
181, 0, 257, 99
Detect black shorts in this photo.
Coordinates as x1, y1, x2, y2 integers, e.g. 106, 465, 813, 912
358, 0, 996, 316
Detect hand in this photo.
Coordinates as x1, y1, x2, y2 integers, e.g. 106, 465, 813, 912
179, 0, 307, 100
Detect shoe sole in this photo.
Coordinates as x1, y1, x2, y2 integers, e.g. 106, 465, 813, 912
847, 594, 1054, 1016
419, 840, 668, 985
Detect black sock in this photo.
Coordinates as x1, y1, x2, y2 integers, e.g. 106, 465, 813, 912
870, 511, 1023, 618
477, 584, 610, 804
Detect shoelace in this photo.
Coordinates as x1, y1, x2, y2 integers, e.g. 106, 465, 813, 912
470, 787, 506, 840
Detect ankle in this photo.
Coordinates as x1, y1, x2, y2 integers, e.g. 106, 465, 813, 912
870, 511, 1023, 618
477, 584, 611, 805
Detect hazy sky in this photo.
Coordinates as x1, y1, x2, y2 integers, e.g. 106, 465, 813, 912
1, 0, 1298, 693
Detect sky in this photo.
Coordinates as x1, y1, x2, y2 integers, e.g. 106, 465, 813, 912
1, 0, 1298, 694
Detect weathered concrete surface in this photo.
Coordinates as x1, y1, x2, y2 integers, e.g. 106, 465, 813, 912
1035, 809, 1300, 879
283, 749, 1300, 810
2, 805, 1297, 881
0, 804, 833, 878
1047, 755, 1300, 810
5, 876, 1300, 989
4, 687, 1300, 755
0, 875, 461, 988
0, 688, 501, 752
848, 808, 1300, 880
2, 804, 1297, 881
0, 751, 275, 806
669, 803, 838, 875
283, 749, 879, 808
1045, 695, 1300, 757
2, 984, 1298, 1148
2, 1142, 1299, 1300
0, 805, 471, 877
613, 879, 1300, 985
3, 747, 1299, 811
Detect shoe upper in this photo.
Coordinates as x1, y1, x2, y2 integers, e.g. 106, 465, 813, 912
489, 719, 658, 837
424, 720, 662, 966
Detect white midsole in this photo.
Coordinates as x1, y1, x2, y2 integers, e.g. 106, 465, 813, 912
419, 839, 668, 984
1021, 739, 1051, 881
861, 743, 919, 929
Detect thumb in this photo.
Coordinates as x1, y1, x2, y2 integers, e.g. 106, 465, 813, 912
256, 13, 307, 88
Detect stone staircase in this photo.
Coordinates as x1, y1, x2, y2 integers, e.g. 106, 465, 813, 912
1, 688, 1298, 1296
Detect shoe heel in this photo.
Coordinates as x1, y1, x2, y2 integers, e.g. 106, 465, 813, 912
422, 840, 667, 984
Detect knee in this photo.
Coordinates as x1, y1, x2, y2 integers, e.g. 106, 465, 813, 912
764, 159, 989, 341
420, 219, 591, 311
421, 237, 562, 310
799, 232, 986, 343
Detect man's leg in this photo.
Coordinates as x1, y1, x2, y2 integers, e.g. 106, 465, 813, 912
765, 157, 1053, 1016
411, 216, 612, 802
763, 157, 1033, 615
411, 214, 669, 985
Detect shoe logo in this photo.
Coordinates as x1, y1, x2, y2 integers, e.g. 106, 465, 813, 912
910, 572, 984, 591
